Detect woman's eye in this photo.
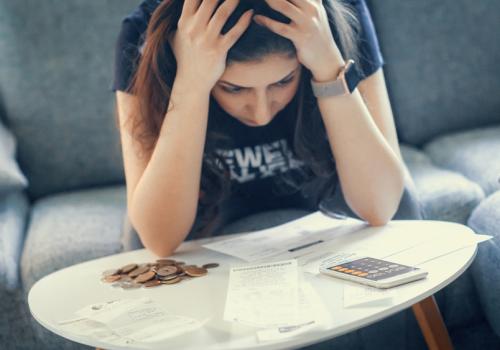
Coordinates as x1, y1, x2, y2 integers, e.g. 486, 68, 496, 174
276, 76, 294, 86
222, 76, 294, 94
223, 87, 242, 94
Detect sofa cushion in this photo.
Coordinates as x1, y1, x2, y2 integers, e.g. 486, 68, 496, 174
366, 0, 500, 146
0, 191, 29, 290
20, 185, 127, 293
0, 121, 28, 195
401, 144, 484, 224
424, 126, 500, 196
468, 191, 500, 337
0, 0, 139, 200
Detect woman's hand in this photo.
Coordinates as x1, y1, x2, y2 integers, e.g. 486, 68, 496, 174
253, 0, 345, 82
169, 0, 254, 90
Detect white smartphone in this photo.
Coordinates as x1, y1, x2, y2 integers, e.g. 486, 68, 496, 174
319, 255, 428, 289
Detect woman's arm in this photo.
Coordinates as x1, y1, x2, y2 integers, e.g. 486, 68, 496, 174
316, 67, 406, 226
116, 78, 212, 258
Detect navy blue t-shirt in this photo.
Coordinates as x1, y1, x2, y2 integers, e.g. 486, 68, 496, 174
111, 0, 385, 228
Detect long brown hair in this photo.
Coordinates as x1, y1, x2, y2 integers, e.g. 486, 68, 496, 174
121, 0, 362, 237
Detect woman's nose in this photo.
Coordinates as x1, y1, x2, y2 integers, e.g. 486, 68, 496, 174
251, 95, 273, 124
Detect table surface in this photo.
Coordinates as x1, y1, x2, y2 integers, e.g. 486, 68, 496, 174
28, 219, 478, 350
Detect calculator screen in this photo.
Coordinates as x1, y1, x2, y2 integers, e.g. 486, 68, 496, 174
327, 257, 418, 281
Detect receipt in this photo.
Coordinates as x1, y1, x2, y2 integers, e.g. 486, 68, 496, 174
60, 298, 206, 344
58, 318, 135, 346
256, 282, 332, 341
224, 260, 300, 328
224, 258, 331, 336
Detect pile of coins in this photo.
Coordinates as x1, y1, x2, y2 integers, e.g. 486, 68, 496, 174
101, 259, 219, 289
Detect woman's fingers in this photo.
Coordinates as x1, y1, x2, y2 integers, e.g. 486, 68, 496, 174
180, 0, 201, 21
194, 0, 220, 28
221, 8, 254, 50
264, 0, 303, 25
207, 0, 240, 39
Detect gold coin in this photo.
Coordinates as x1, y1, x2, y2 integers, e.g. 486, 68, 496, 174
156, 259, 176, 265
118, 275, 133, 282
120, 281, 142, 289
128, 265, 150, 278
135, 271, 156, 283
120, 263, 138, 274
102, 269, 120, 277
103, 275, 122, 283
184, 266, 208, 277
157, 274, 179, 281
143, 280, 162, 288
156, 266, 179, 277
161, 276, 181, 285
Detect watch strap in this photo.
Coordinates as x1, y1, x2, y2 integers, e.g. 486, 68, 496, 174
310, 59, 356, 98
310, 78, 347, 98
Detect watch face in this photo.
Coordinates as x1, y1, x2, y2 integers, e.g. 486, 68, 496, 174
345, 64, 361, 93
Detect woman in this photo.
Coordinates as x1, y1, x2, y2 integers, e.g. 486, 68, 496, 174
113, 0, 424, 348
112, 0, 421, 257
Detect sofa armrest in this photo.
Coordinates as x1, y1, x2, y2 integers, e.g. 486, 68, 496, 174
400, 144, 484, 224
0, 191, 29, 290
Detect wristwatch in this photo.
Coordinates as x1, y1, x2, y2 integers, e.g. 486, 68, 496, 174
310, 59, 360, 98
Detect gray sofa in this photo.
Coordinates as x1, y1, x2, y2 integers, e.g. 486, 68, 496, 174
0, 0, 499, 349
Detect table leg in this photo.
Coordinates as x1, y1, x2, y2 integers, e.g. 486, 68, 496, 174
412, 295, 454, 350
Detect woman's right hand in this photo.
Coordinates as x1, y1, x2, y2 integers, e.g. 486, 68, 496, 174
169, 0, 254, 90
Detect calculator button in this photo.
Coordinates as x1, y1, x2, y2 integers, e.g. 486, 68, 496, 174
379, 267, 389, 271
332, 266, 343, 270
358, 273, 368, 277
389, 264, 399, 268
368, 270, 379, 274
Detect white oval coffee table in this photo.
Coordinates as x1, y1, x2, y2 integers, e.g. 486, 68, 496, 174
29, 219, 478, 350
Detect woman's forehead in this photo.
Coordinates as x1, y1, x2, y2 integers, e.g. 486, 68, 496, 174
219, 55, 301, 87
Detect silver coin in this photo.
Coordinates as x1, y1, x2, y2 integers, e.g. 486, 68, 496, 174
120, 281, 142, 289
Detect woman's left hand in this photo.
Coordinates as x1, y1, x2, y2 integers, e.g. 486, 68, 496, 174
253, 0, 345, 82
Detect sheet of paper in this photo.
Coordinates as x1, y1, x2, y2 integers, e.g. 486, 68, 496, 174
299, 230, 492, 275
204, 211, 366, 262
343, 283, 395, 308
75, 298, 143, 324
63, 298, 206, 344
224, 259, 301, 328
106, 300, 207, 343
388, 234, 492, 266
58, 318, 136, 346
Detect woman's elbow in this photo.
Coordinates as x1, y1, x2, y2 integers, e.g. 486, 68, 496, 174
366, 215, 391, 227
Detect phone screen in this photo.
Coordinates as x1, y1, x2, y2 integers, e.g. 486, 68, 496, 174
327, 257, 419, 281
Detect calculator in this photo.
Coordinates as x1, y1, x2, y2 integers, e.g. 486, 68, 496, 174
319, 256, 428, 289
